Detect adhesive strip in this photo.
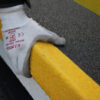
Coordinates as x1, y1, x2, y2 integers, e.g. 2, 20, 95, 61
75, 0, 100, 15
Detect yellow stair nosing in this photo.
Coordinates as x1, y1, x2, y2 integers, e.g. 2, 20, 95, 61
30, 42, 100, 100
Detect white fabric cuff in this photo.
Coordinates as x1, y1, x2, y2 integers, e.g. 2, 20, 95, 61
0, 5, 30, 31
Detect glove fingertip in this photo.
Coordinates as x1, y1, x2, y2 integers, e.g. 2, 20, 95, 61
54, 37, 66, 45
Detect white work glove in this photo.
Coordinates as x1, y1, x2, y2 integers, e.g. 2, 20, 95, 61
0, 5, 65, 77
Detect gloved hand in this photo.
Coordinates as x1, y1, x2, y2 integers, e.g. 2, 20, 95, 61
0, 5, 65, 77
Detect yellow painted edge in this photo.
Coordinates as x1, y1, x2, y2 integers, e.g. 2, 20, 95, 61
0, 19, 3, 40
75, 0, 100, 15
30, 42, 100, 100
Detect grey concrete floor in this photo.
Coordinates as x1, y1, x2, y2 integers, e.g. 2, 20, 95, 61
25, 0, 100, 84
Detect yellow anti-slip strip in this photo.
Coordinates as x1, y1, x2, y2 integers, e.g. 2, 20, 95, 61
30, 42, 100, 100
0, 20, 3, 40
75, 0, 100, 15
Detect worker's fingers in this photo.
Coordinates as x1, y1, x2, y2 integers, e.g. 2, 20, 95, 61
47, 31, 66, 45
31, 21, 66, 45
36, 29, 66, 45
